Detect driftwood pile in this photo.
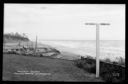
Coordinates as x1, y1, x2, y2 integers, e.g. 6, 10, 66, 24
3, 47, 60, 57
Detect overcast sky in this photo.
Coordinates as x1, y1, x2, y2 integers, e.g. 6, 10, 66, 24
4, 4, 125, 41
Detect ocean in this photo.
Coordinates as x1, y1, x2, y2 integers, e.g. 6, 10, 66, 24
40, 40, 125, 61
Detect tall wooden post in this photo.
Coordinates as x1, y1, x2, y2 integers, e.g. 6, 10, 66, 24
85, 22, 110, 78
96, 24, 100, 78
34, 36, 37, 56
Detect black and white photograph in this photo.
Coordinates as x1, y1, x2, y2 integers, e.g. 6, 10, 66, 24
3, 4, 125, 82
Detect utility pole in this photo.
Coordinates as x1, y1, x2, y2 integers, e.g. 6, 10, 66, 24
34, 35, 37, 56
85, 23, 110, 78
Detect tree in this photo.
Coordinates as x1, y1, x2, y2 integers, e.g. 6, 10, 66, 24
4, 32, 29, 41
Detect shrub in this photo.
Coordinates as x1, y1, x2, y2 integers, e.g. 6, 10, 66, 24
117, 57, 125, 66
104, 58, 111, 63
112, 61, 118, 65
86, 55, 93, 59
74, 58, 96, 73
74, 57, 125, 82
74, 59, 84, 68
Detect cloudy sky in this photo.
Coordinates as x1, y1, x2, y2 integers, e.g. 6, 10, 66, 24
4, 4, 125, 41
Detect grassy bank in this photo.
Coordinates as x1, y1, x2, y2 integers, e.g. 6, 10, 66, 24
2, 54, 103, 82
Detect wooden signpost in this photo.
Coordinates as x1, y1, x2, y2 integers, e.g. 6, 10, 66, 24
85, 23, 110, 77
